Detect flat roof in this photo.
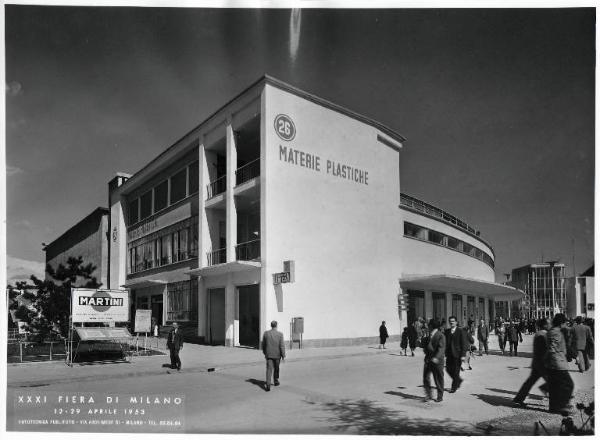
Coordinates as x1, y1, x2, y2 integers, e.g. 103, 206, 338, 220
119, 74, 406, 192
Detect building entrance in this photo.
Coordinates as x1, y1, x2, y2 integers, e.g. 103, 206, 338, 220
237, 284, 260, 348
151, 294, 163, 326
208, 288, 226, 345
407, 290, 425, 325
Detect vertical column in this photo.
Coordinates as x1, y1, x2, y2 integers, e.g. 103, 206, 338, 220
462, 294, 468, 326
225, 274, 235, 346
197, 277, 207, 341
424, 290, 433, 321
397, 287, 408, 328
445, 292, 453, 323
199, 139, 208, 268
484, 297, 489, 324
226, 121, 238, 263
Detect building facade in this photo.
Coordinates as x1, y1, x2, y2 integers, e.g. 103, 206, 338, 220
45, 207, 110, 288
566, 265, 594, 318
510, 263, 567, 318
105, 75, 521, 347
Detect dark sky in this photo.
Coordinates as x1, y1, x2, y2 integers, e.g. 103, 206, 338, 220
5, 6, 595, 282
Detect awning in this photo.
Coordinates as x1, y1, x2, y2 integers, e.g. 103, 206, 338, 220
399, 274, 524, 301
186, 260, 261, 278
120, 279, 168, 289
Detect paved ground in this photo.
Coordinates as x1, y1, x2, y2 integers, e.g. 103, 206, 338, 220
6, 334, 595, 435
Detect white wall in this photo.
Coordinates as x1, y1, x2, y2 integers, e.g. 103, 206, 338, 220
262, 84, 402, 342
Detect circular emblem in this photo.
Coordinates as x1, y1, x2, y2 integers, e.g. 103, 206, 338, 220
90, 291, 113, 312
112, 227, 117, 242
274, 114, 296, 141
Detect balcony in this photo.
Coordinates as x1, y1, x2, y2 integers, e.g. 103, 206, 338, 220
207, 176, 226, 199
207, 248, 226, 266
236, 239, 260, 261
400, 193, 480, 236
236, 158, 260, 186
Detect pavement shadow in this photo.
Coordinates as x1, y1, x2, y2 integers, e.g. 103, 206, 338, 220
161, 363, 172, 368
486, 388, 545, 401
472, 393, 547, 412
246, 378, 267, 390
314, 398, 473, 435
384, 390, 423, 401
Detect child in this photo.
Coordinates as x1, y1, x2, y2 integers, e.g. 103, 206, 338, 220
400, 327, 409, 355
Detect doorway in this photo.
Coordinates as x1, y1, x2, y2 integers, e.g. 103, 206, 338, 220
151, 295, 163, 326
237, 284, 260, 348
208, 288, 226, 345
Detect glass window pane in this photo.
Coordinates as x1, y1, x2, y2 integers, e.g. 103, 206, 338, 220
140, 190, 152, 220
128, 199, 139, 225
189, 161, 199, 194
170, 169, 187, 204
155, 180, 168, 212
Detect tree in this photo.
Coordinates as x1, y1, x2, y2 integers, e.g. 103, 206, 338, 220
7, 256, 101, 340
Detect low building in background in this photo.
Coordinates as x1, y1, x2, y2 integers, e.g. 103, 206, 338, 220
44, 207, 110, 288
566, 265, 594, 318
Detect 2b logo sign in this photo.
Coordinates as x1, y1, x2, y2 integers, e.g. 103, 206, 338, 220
274, 114, 296, 141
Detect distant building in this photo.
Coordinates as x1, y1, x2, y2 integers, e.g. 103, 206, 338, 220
510, 262, 567, 318
566, 265, 594, 318
44, 207, 110, 288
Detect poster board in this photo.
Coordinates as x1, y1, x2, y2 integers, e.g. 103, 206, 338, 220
134, 309, 152, 333
71, 288, 130, 323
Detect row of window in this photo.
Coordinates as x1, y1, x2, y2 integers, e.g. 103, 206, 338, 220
128, 161, 199, 226
127, 218, 199, 274
404, 222, 495, 268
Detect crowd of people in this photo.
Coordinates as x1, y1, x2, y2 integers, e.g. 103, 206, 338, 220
398, 314, 594, 413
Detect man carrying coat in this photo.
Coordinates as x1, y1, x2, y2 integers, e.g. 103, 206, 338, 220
262, 320, 286, 391
572, 316, 594, 372
423, 318, 445, 402
166, 322, 183, 372
445, 316, 468, 393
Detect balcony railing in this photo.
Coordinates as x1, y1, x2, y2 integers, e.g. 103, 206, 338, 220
236, 239, 260, 261
207, 248, 226, 266
207, 176, 226, 199
236, 158, 260, 186
400, 193, 480, 236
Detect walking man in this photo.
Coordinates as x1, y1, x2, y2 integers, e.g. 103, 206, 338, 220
545, 313, 575, 415
423, 318, 445, 403
166, 322, 183, 372
477, 318, 489, 355
262, 320, 285, 391
496, 318, 507, 355
445, 316, 468, 393
513, 318, 550, 407
572, 316, 594, 373
379, 321, 389, 349
507, 319, 523, 356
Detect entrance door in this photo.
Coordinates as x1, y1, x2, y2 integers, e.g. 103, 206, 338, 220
208, 288, 226, 345
151, 295, 163, 326
407, 290, 425, 325
238, 285, 260, 348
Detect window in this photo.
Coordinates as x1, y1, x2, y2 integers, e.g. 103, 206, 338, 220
154, 180, 168, 212
447, 236, 460, 250
140, 190, 152, 220
128, 199, 139, 225
188, 161, 199, 194
463, 243, 473, 256
404, 222, 427, 240
428, 230, 447, 246
162, 234, 172, 265
179, 228, 189, 260
167, 279, 198, 321
170, 169, 187, 204
172, 231, 180, 263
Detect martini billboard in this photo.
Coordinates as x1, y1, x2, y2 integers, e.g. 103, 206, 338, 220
71, 288, 130, 323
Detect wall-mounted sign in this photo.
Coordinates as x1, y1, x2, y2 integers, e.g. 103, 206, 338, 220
112, 227, 118, 242
273, 272, 290, 284
71, 289, 129, 323
273, 260, 295, 285
274, 114, 296, 141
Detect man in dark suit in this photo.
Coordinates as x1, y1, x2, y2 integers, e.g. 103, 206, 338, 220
572, 316, 594, 372
423, 318, 445, 402
166, 322, 183, 371
262, 320, 285, 391
513, 318, 549, 407
477, 318, 490, 356
507, 319, 523, 356
445, 315, 468, 393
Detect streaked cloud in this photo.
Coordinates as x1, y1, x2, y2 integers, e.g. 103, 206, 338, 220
6, 165, 23, 177
7, 255, 45, 285
6, 81, 22, 97
289, 9, 302, 65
